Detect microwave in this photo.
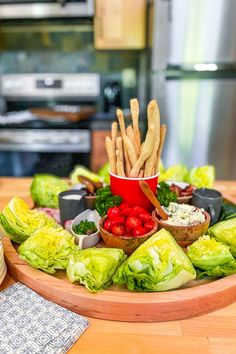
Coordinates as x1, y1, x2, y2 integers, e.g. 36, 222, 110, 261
0, 0, 94, 19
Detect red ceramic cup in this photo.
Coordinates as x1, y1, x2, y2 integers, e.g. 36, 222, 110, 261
110, 171, 159, 212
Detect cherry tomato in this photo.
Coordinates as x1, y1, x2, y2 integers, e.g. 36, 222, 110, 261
121, 207, 132, 217
125, 226, 133, 236
119, 203, 129, 210
111, 216, 125, 226
133, 206, 145, 215
144, 220, 155, 232
111, 224, 125, 236
103, 219, 112, 231
107, 206, 120, 220
133, 226, 146, 236
126, 216, 141, 229
139, 211, 151, 223
128, 208, 139, 217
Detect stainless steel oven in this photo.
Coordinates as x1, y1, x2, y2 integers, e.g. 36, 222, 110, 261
0, 73, 100, 176
0, 0, 94, 20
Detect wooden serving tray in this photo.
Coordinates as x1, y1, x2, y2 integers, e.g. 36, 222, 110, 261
3, 236, 236, 322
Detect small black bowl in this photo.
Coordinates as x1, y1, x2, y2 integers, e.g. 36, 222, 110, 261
58, 190, 87, 226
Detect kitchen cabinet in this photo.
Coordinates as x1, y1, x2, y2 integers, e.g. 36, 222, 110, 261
94, 0, 146, 49
90, 130, 110, 172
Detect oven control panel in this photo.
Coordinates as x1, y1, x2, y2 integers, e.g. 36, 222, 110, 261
0, 74, 100, 99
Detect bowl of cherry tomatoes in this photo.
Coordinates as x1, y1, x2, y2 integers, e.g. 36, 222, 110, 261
99, 203, 158, 255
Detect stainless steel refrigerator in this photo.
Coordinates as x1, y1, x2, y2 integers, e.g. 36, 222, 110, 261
151, 0, 236, 179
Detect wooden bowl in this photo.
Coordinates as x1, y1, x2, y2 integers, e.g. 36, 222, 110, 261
152, 209, 210, 247
85, 195, 97, 209
177, 195, 193, 204
99, 216, 158, 255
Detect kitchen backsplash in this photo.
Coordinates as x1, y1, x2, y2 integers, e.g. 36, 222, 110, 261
0, 21, 146, 108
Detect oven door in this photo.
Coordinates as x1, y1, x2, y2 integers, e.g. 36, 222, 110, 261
0, 129, 91, 176
0, 0, 94, 19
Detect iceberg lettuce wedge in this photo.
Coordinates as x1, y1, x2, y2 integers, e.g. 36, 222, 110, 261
113, 229, 196, 291
208, 218, 236, 256
159, 164, 188, 183
18, 227, 77, 274
31, 174, 69, 208
187, 165, 215, 188
0, 197, 59, 244
67, 248, 126, 292
187, 235, 234, 269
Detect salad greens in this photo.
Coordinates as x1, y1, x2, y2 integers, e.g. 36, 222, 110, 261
157, 182, 177, 207
95, 186, 122, 216
73, 219, 97, 235
159, 164, 215, 189
67, 248, 126, 292
19, 226, 77, 274
186, 165, 215, 189
70, 165, 102, 185
98, 162, 110, 184
113, 229, 196, 291
187, 235, 234, 269
31, 174, 69, 208
159, 164, 189, 183
208, 218, 236, 257
0, 197, 59, 244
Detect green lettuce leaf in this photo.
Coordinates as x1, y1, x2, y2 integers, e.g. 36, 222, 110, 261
31, 174, 69, 208
67, 248, 126, 292
98, 162, 110, 184
0, 197, 59, 244
159, 164, 188, 183
187, 165, 215, 188
196, 261, 236, 278
70, 165, 102, 185
18, 227, 77, 274
113, 229, 196, 291
208, 218, 236, 256
187, 235, 235, 274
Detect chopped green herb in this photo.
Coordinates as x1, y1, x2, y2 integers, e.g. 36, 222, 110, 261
157, 182, 177, 207
95, 186, 122, 217
73, 219, 97, 235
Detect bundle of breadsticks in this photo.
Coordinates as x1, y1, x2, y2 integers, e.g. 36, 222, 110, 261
105, 99, 166, 178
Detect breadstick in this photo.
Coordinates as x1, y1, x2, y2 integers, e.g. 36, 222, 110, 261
124, 135, 138, 167
138, 169, 144, 178
156, 124, 167, 173
105, 136, 116, 174
116, 109, 131, 175
111, 122, 118, 150
126, 126, 138, 167
126, 125, 135, 146
144, 100, 161, 177
130, 100, 157, 177
130, 98, 141, 156
116, 137, 125, 176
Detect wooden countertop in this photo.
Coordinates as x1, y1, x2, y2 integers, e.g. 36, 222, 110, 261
0, 178, 236, 354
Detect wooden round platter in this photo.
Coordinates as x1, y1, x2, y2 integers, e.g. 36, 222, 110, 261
2, 236, 236, 323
